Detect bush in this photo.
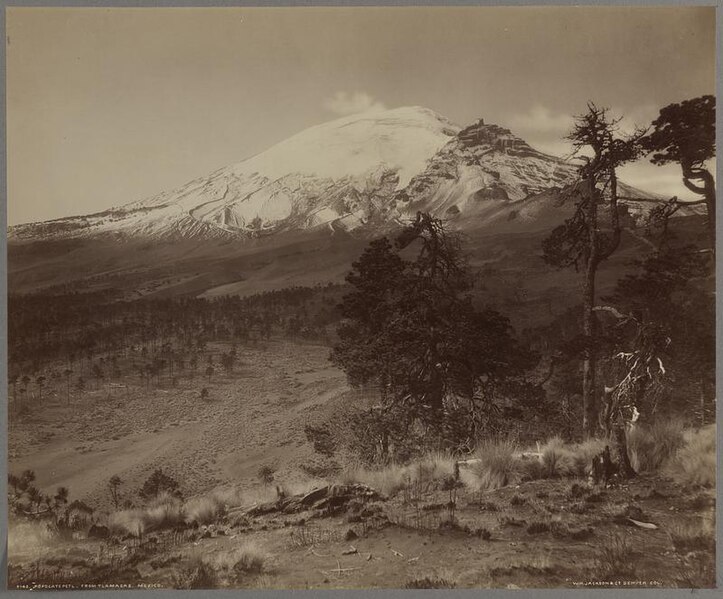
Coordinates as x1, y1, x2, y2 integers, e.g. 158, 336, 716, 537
139, 469, 182, 501
626, 419, 685, 473
257, 465, 276, 485
468, 437, 520, 491
666, 425, 715, 487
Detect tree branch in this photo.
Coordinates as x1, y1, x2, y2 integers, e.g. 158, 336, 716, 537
593, 306, 636, 322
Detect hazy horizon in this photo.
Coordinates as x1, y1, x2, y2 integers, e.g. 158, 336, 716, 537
7, 6, 716, 226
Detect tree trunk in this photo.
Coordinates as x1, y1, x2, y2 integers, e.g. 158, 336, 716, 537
582, 178, 600, 439
614, 423, 636, 479
683, 167, 716, 254
705, 184, 716, 255
582, 275, 597, 438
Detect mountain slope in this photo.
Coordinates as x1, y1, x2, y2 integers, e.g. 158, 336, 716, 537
9, 107, 460, 241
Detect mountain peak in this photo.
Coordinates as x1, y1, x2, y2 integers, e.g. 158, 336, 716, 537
8, 107, 661, 243
456, 119, 540, 156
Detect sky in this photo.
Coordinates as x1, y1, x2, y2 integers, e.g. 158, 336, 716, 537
6, 6, 717, 225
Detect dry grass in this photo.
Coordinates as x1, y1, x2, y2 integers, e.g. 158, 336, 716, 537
467, 437, 520, 491
626, 419, 685, 473
540, 437, 606, 478
666, 425, 715, 487
230, 543, 268, 574
338, 451, 456, 497
593, 533, 636, 580
540, 437, 572, 477
183, 495, 226, 526
107, 479, 327, 535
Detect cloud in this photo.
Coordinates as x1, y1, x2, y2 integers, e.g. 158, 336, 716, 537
507, 105, 575, 135
323, 91, 387, 116
503, 105, 576, 157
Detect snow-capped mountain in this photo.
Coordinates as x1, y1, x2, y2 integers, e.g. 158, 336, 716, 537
8, 106, 659, 242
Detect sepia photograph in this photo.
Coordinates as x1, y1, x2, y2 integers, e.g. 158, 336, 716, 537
4, 5, 718, 590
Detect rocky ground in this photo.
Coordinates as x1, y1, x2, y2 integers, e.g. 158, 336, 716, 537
8, 471, 715, 589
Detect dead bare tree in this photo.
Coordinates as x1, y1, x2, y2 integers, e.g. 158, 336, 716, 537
543, 103, 645, 438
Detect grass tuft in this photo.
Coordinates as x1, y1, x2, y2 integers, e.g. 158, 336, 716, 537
594, 533, 636, 579
626, 419, 685, 472
468, 437, 520, 491
666, 425, 715, 487
337, 451, 455, 497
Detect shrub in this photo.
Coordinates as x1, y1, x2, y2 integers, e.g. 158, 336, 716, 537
626, 419, 685, 473
139, 469, 182, 501
257, 465, 276, 486
468, 437, 520, 491
666, 425, 715, 487
304, 423, 337, 457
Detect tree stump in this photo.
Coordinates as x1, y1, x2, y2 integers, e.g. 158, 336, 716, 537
591, 445, 616, 485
